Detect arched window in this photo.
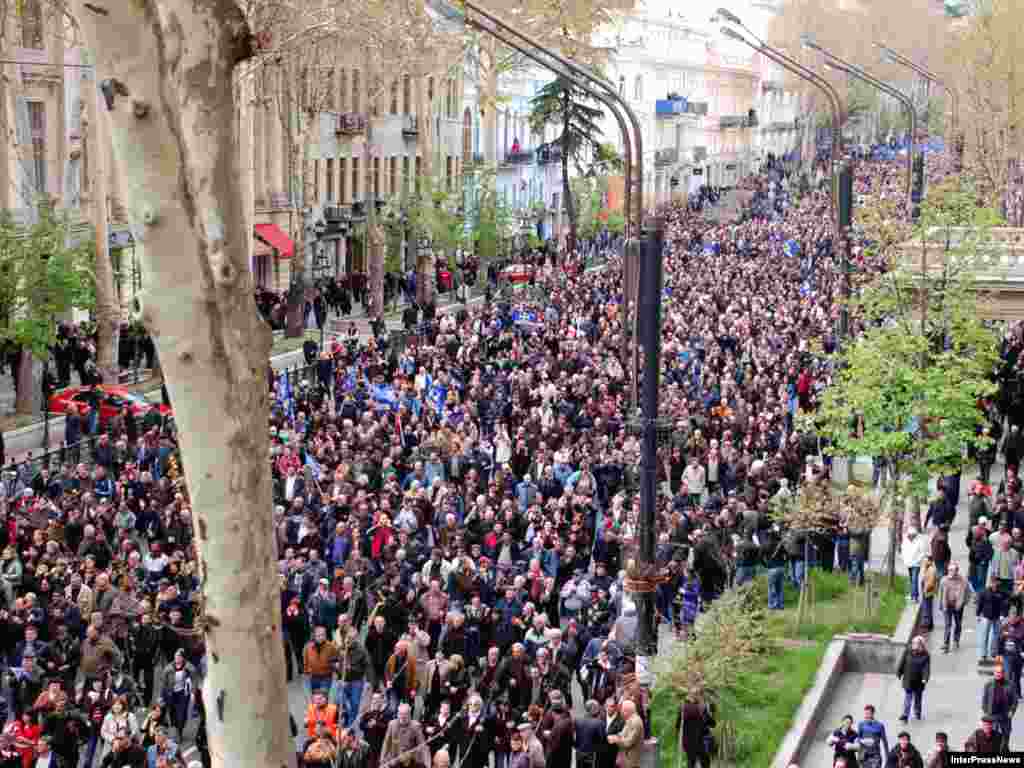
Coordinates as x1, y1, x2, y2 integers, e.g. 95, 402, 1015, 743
463, 107, 472, 160
634, 75, 642, 101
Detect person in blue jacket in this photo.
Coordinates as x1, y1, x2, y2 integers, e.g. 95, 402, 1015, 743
857, 704, 890, 768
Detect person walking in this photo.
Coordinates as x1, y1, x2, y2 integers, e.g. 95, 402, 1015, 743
977, 577, 1005, 664
826, 714, 861, 768
919, 557, 939, 631
902, 529, 927, 603
676, 693, 713, 768
897, 636, 931, 723
938, 561, 971, 653
981, 663, 1018, 751
857, 704, 890, 768
884, 731, 923, 768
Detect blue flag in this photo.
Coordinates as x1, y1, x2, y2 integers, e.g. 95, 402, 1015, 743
429, 381, 448, 416
304, 452, 322, 481
372, 384, 398, 410
703, 242, 719, 256
783, 239, 801, 259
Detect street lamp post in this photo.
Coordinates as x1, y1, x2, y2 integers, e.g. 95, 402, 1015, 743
873, 43, 957, 139
801, 35, 916, 219
716, 10, 844, 236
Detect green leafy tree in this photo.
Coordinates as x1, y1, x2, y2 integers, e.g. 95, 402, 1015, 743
817, 178, 1001, 583
0, 205, 95, 414
529, 76, 605, 254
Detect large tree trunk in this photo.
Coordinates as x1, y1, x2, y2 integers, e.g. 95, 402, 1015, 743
87, 68, 120, 384
14, 349, 33, 416
561, 92, 576, 259
285, 121, 311, 337
76, 4, 294, 768
364, 120, 384, 317
415, 74, 434, 307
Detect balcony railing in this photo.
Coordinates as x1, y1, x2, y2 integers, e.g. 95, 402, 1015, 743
654, 148, 678, 167
503, 151, 534, 166
538, 144, 562, 165
337, 112, 367, 136
324, 206, 351, 221
402, 115, 419, 138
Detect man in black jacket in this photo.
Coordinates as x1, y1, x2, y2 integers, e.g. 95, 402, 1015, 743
99, 732, 146, 768
885, 731, 923, 768
574, 700, 606, 768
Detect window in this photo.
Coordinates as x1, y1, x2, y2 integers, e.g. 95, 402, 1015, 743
446, 155, 453, 191
428, 77, 434, 108
22, 0, 43, 49
351, 157, 360, 201
352, 69, 361, 113
389, 156, 397, 196
463, 108, 472, 159
373, 156, 380, 197
325, 69, 335, 111
634, 75, 642, 101
326, 158, 334, 202
402, 156, 410, 194
339, 158, 348, 203
415, 156, 422, 194
618, 76, 625, 96
313, 160, 320, 202
390, 80, 398, 115
27, 102, 46, 196
403, 75, 412, 115
339, 68, 348, 112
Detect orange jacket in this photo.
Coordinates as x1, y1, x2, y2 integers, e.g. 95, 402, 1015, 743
306, 702, 339, 740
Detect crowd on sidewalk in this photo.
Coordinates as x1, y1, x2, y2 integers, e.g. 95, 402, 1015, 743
0, 145, 986, 768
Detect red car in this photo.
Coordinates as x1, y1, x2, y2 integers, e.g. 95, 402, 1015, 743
48, 385, 172, 428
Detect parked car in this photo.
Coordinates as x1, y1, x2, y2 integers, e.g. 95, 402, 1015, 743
48, 384, 172, 428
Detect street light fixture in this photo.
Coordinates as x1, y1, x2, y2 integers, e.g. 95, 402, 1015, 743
717, 18, 843, 235
873, 42, 958, 138
801, 34, 916, 218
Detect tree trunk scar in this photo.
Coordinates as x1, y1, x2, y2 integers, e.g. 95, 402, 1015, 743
83, 2, 109, 14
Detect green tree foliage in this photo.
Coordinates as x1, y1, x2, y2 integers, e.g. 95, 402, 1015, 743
0, 206, 95, 358
816, 178, 1001, 580
529, 76, 605, 253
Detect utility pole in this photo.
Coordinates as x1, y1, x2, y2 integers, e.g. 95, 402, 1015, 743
635, 217, 664, 682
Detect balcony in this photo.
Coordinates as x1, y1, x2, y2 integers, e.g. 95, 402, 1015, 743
324, 205, 351, 221
402, 115, 419, 138
337, 112, 367, 136
503, 151, 534, 166
654, 148, 678, 167
538, 143, 562, 165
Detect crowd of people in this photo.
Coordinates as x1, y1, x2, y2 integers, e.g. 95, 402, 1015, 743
0, 143, 998, 768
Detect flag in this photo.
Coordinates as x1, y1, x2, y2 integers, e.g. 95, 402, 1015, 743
703, 242, 719, 256
371, 384, 398, 410
304, 452, 323, 481
429, 381, 448, 416
783, 239, 801, 259
341, 367, 357, 392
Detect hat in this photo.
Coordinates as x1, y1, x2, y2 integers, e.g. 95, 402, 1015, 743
897, 731, 910, 739
516, 722, 534, 733
980, 516, 990, 528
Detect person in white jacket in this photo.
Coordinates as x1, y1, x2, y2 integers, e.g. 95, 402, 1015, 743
902, 528, 928, 602
683, 458, 706, 506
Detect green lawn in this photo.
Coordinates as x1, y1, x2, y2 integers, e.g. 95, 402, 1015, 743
652, 568, 909, 768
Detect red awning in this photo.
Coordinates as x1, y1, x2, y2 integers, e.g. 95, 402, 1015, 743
254, 223, 294, 259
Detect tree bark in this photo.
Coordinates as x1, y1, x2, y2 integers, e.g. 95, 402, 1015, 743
14, 348, 32, 416
87, 66, 120, 385
415, 74, 434, 307
561, 90, 576, 259
75, 3, 294, 768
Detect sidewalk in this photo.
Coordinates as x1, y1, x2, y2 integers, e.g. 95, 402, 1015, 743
801, 472, 1012, 765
